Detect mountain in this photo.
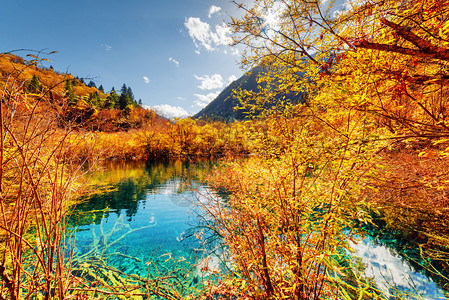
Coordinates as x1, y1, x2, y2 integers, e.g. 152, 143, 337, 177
194, 66, 264, 121
193, 65, 306, 121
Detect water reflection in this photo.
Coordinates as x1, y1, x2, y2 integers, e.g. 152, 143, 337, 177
70, 160, 214, 226
68, 160, 217, 296
69, 161, 449, 298
350, 238, 447, 299
358, 217, 449, 298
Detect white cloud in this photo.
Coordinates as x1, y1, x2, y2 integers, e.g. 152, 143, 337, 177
177, 96, 186, 101
228, 75, 237, 84
208, 5, 221, 18
143, 76, 150, 84
231, 48, 240, 56
194, 74, 223, 90
211, 24, 232, 46
151, 104, 191, 119
101, 44, 112, 51
332, 0, 366, 18
194, 92, 220, 108
184, 17, 232, 53
185, 17, 213, 52
169, 57, 179, 67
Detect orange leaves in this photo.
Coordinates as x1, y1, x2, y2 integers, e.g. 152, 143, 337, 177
200, 106, 385, 297
365, 142, 449, 250
26, 54, 39, 59
207, 2, 449, 297
230, 0, 449, 136
62, 117, 252, 164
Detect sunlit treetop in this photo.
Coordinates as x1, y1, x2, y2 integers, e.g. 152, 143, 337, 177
230, 0, 449, 135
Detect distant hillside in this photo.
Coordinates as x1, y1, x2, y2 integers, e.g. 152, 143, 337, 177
0, 52, 165, 131
194, 65, 305, 121
0, 53, 105, 98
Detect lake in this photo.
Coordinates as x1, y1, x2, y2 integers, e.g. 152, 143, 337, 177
69, 161, 448, 299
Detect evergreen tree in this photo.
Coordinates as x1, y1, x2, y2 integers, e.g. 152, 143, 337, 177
118, 83, 135, 110
118, 84, 128, 110
105, 89, 119, 109
98, 85, 104, 92
88, 91, 101, 107
138, 99, 142, 106
27, 75, 42, 93
127, 86, 135, 104
65, 79, 77, 106
87, 80, 97, 88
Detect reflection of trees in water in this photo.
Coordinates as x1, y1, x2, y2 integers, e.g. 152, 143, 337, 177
69, 160, 214, 227
68, 160, 219, 298
363, 215, 449, 294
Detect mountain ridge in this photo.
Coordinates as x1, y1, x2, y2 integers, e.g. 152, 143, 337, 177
194, 65, 306, 121
194, 66, 264, 121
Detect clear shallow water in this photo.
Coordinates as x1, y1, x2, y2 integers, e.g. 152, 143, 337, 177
350, 238, 448, 299
74, 180, 197, 276
69, 161, 449, 298
69, 161, 217, 289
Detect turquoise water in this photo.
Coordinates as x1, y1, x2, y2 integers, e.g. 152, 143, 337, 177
73, 181, 197, 276
68, 161, 217, 297
69, 161, 448, 298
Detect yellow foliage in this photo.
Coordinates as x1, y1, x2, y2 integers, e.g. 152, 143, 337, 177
201, 0, 449, 298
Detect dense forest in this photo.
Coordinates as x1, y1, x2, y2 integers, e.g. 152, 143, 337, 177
1, 0, 449, 299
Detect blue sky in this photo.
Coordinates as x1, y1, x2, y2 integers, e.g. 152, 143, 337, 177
0, 0, 244, 117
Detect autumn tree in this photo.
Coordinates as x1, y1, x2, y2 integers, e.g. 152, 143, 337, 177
199, 0, 449, 298
231, 0, 449, 135
0, 51, 96, 299
104, 88, 119, 109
